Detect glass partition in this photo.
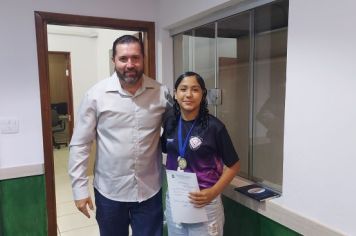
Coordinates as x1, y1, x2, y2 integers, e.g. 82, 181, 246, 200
172, 0, 289, 191
217, 12, 251, 178
252, 1, 288, 189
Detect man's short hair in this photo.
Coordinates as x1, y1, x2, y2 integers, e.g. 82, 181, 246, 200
112, 35, 144, 58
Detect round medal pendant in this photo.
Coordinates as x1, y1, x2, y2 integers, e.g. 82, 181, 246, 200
177, 156, 187, 170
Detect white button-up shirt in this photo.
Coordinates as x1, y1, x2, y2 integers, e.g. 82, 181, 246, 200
68, 73, 171, 202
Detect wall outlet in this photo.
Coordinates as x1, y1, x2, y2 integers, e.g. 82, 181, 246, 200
0, 118, 19, 134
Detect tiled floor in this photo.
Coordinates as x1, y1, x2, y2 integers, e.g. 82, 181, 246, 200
53, 147, 100, 236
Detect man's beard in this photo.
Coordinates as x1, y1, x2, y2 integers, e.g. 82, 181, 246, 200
116, 69, 143, 85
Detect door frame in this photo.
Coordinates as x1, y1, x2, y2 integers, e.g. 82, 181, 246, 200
34, 11, 155, 236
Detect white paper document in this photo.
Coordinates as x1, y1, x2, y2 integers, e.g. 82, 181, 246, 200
166, 170, 208, 223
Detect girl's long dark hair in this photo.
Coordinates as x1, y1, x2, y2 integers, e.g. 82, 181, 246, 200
170, 71, 209, 132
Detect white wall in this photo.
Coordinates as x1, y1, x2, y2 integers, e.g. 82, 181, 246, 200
0, 0, 156, 169
281, 0, 356, 235
157, 0, 356, 235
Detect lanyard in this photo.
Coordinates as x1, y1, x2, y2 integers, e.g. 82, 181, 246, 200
178, 115, 197, 158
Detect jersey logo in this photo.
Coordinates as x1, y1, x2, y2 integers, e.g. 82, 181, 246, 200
189, 136, 202, 150
167, 138, 174, 143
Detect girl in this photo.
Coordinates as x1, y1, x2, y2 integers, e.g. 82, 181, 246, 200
162, 71, 240, 236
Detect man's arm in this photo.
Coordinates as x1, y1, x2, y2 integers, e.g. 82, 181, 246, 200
68, 92, 97, 218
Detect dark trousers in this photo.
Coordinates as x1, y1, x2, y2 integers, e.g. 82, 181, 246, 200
94, 188, 163, 236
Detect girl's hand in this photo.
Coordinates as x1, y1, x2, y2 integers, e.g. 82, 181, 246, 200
189, 188, 218, 208
188, 162, 241, 208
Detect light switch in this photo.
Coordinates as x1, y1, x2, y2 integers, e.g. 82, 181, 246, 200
0, 118, 19, 134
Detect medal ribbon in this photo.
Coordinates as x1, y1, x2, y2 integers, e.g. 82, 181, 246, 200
178, 115, 197, 158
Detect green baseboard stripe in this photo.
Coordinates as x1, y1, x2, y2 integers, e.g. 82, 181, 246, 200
0, 182, 3, 236
0, 175, 47, 236
222, 195, 301, 236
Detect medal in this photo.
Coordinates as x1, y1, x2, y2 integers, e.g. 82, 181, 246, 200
177, 156, 187, 170
177, 116, 197, 171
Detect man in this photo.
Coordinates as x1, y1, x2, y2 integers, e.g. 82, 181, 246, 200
68, 35, 171, 236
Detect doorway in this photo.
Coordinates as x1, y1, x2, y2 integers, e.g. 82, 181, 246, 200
35, 11, 155, 236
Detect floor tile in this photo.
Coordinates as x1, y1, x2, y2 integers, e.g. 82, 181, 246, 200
56, 186, 74, 204
60, 225, 99, 236
57, 201, 78, 217
57, 212, 97, 233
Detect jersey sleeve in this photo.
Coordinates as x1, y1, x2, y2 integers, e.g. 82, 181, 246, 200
216, 125, 239, 167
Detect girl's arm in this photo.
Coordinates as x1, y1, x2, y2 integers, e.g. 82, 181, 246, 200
189, 161, 240, 208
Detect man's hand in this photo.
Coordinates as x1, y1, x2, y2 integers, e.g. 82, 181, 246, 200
75, 197, 94, 218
